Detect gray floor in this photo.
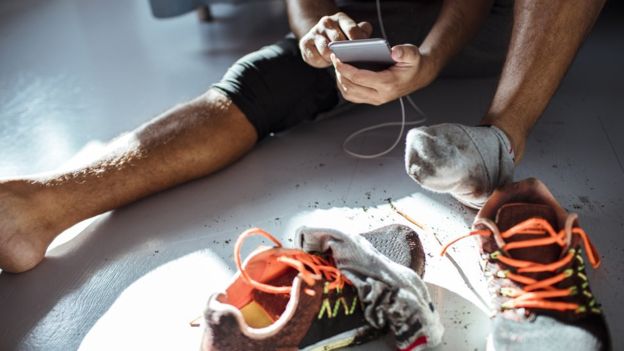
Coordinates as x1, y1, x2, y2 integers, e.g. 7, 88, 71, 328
1, 0, 623, 350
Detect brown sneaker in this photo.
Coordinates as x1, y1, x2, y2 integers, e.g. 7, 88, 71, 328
442, 178, 611, 351
201, 224, 429, 351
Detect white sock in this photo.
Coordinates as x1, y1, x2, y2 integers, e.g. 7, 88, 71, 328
404, 123, 515, 209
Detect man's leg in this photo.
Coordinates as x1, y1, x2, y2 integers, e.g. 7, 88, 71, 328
481, 0, 605, 160
0, 90, 257, 273
406, 0, 605, 207
0, 34, 340, 274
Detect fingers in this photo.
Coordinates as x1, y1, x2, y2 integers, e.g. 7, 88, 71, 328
335, 13, 371, 40
333, 56, 393, 87
299, 12, 373, 69
313, 34, 332, 63
357, 21, 373, 38
319, 16, 347, 42
336, 74, 381, 105
333, 55, 382, 105
391, 44, 421, 65
299, 13, 347, 68
301, 37, 330, 68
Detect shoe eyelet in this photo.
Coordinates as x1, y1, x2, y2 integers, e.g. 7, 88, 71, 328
490, 251, 501, 260
499, 287, 514, 297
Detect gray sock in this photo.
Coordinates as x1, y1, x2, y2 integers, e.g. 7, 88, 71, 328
404, 123, 515, 209
297, 226, 444, 351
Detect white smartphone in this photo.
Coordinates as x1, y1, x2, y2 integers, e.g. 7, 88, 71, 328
328, 38, 394, 71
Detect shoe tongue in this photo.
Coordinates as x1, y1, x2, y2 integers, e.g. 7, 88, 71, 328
495, 203, 563, 265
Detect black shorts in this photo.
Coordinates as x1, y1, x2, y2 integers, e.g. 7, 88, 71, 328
212, 0, 513, 140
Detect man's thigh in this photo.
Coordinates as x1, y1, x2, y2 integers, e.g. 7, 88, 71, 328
212, 35, 339, 140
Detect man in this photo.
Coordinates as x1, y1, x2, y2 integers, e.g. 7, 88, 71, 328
0, 0, 605, 273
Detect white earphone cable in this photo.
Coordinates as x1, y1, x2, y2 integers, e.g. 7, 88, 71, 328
342, 0, 428, 159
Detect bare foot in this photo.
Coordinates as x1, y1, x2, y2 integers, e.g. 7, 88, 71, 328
0, 180, 67, 273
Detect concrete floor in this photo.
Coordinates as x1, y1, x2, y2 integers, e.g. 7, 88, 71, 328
0, 0, 623, 350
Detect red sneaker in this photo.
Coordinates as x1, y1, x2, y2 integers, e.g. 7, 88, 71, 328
201, 224, 429, 351
442, 178, 611, 350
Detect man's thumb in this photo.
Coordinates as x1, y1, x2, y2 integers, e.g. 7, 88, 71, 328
391, 44, 421, 64
357, 21, 373, 37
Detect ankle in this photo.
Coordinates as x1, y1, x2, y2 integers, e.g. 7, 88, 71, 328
483, 123, 526, 164
0, 179, 69, 272
2, 178, 72, 236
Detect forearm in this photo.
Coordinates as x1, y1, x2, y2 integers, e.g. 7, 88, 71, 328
420, 0, 493, 77
286, 0, 339, 39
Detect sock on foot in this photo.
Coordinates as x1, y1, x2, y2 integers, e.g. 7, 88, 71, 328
404, 123, 515, 209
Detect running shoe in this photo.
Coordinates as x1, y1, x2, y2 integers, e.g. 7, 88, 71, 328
442, 178, 611, 350
200, 224, 430, 351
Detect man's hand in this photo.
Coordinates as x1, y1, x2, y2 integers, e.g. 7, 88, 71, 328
332, 44, 438, 105
299, 12, 373, 68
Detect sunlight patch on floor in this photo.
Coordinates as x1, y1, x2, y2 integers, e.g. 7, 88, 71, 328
78, 250, 230, 351
76, 195, 493, 350
285, 193, 491, 314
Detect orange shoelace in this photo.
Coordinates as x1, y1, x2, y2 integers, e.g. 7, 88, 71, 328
441, 218, 601, 313
235, 228, 348, 296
